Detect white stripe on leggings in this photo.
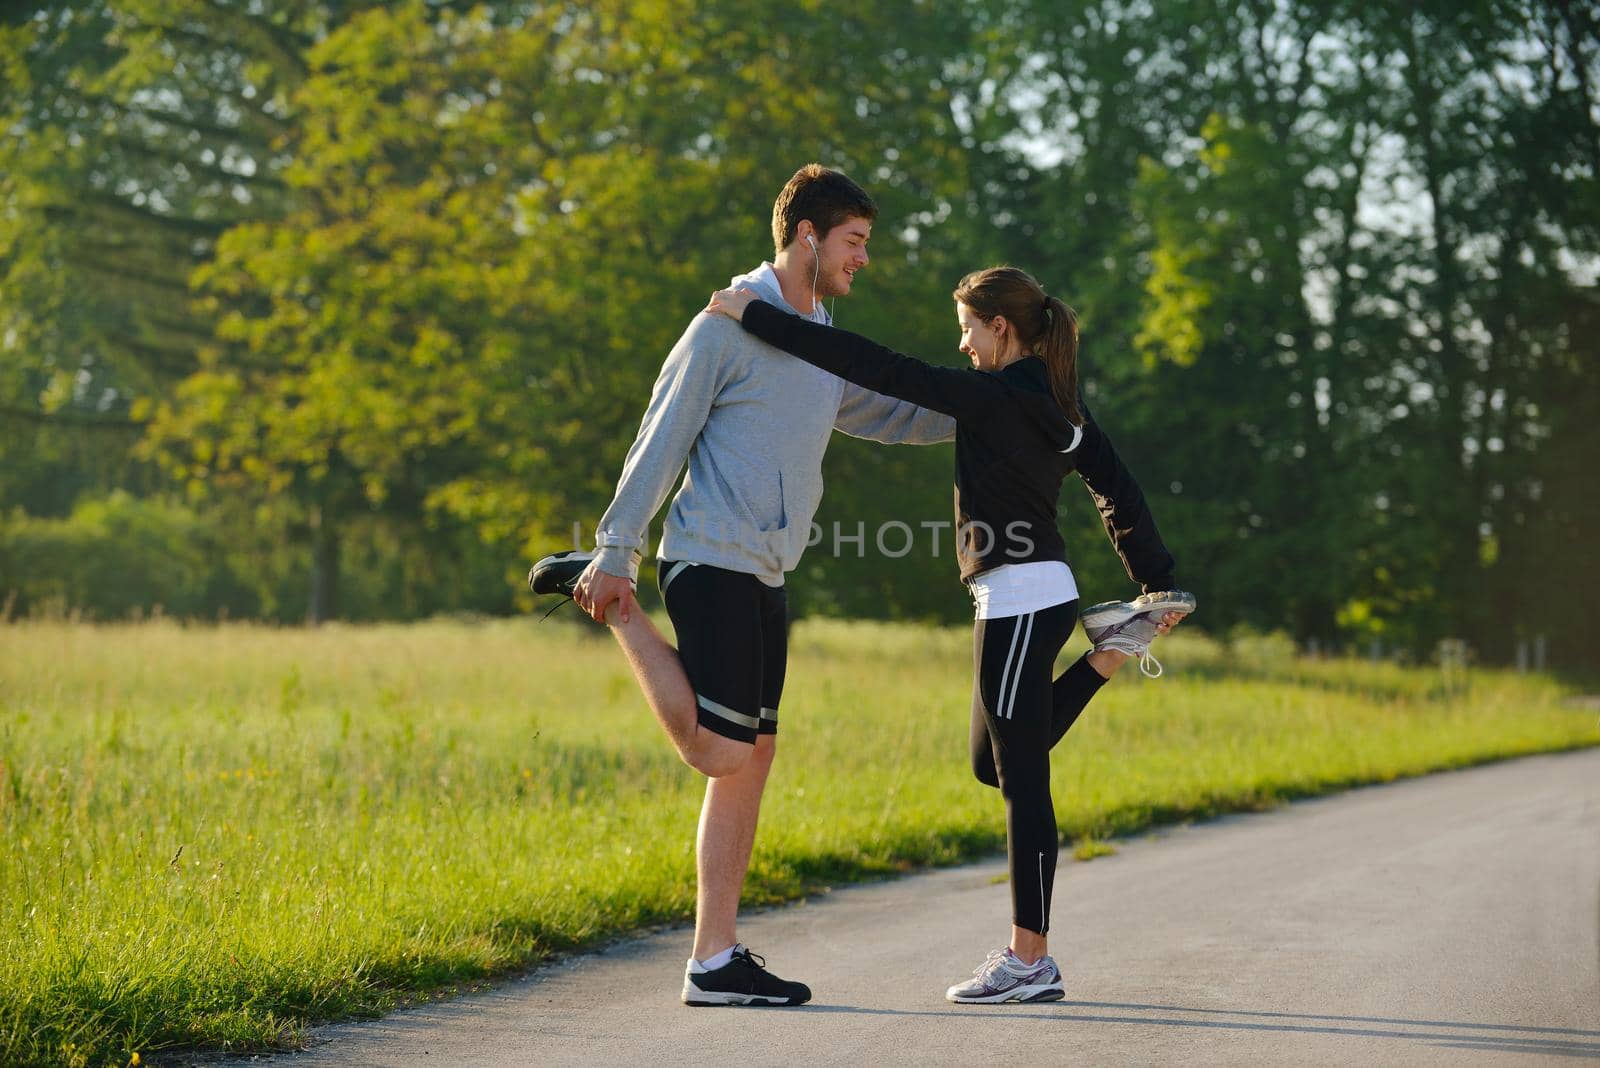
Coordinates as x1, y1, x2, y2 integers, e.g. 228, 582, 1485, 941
1038, 851, 1046, 929
995, 614, 1026, 721
1001, 612, 1035, 720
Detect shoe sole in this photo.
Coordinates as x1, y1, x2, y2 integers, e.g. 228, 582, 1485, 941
946, 982, 1065, 1004
1081, 591, 1196, 626
682, 990, 808, 1007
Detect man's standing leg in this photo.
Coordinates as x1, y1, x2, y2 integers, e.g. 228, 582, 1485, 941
676, 575, 808, 1006
693, 733, 776, 959
693, 570, 786, 957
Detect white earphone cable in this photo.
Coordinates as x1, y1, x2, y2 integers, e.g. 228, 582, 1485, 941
807, 233, 835, 322
810, 243, 819, 315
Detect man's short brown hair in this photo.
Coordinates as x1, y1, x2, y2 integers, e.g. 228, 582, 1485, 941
771, 164, 877, 255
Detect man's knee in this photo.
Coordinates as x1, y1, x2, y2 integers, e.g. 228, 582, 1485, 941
685, 733, 759, 778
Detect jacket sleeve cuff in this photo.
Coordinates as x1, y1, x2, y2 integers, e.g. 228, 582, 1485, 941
1141, 574, 1178, 596
742, 299, 780, 336
593, 546, 641, 583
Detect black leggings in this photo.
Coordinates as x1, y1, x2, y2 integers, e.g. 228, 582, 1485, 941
969, 599, 1108, 935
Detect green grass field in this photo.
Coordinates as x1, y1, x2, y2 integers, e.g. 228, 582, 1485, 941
1, 618, 1595, 1066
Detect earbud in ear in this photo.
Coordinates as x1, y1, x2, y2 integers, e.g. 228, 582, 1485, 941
806, 234, 818, 253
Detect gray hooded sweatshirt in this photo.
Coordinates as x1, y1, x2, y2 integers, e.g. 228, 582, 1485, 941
593, 263, 956, 586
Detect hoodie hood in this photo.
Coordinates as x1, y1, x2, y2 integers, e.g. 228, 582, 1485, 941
1004, 356, 1082, 453
729, 262, 831, 326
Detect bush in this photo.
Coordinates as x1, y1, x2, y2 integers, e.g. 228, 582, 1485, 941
1226, 624, 1300, 668
0, 492, 258, 620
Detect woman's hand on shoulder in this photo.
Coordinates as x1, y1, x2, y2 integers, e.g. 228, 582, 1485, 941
705, 287, 758, 322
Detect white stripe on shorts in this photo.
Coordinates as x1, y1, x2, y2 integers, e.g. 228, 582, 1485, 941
660, 560, 693, 595
697, 694, 760, 732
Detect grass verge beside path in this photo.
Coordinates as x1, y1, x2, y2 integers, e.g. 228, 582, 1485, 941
1, 619, 1595, 1066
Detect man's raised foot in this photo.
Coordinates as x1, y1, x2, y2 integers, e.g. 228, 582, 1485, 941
527, 550, 598, 599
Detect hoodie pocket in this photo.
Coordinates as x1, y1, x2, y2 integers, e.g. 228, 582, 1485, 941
734, 470, 789, 535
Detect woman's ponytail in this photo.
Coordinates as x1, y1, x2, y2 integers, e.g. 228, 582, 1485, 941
954, 267, 1083, 425
1040, 296, 1081, 425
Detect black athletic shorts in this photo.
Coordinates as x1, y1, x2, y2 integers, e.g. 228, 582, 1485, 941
657, 559, 788, 745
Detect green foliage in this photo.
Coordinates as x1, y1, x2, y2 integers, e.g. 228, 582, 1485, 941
0, 0, 309, 450
0, 1, 1596, 665
0, 492, 251, 619
989, 0, 1600, 660
0, 491, 517, 624
1071, 837, 1118, 861
127, 0, 995, 621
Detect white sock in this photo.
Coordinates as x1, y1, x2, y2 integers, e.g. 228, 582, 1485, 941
1005, 947, 1044, 970
687, 943, 738, 973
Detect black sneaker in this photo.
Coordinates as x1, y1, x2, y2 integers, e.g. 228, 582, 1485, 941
681, 945, 812, 1007
527, 550, 597, 597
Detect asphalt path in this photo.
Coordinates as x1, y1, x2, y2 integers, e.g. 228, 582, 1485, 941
279, 748, 1600, 1067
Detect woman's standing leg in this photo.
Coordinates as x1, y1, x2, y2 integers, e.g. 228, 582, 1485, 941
951, 600, 1076, 1003
966, 622, 1056, 935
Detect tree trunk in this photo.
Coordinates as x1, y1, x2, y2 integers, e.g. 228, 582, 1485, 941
1402, 11, 1480, 643
307, 505, 339, 625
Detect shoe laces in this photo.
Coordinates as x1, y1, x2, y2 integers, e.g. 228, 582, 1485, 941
1135, 650, 1164, 678
731, 945, 766, 970
972, 948, 1010, 978
1096, 634, 1165, 678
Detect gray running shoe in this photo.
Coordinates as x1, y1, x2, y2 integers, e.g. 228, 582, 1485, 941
945, 948, 1065, 1004
1081, 590, 1196, 679
1081, 590, 1197, 640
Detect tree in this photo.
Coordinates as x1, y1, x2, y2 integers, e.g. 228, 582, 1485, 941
0, 1, 314, 491
149, 0, 991, 621
990, 0, 1600, 659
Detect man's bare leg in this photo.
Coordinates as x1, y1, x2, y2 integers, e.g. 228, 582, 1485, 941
691, 732, 776, 960
602, 602, 752, 778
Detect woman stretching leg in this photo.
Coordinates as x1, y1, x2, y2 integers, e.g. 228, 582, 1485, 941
707, 266, 1194, 1002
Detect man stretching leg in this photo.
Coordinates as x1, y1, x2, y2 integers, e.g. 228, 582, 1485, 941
531, 165, 954, 1004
